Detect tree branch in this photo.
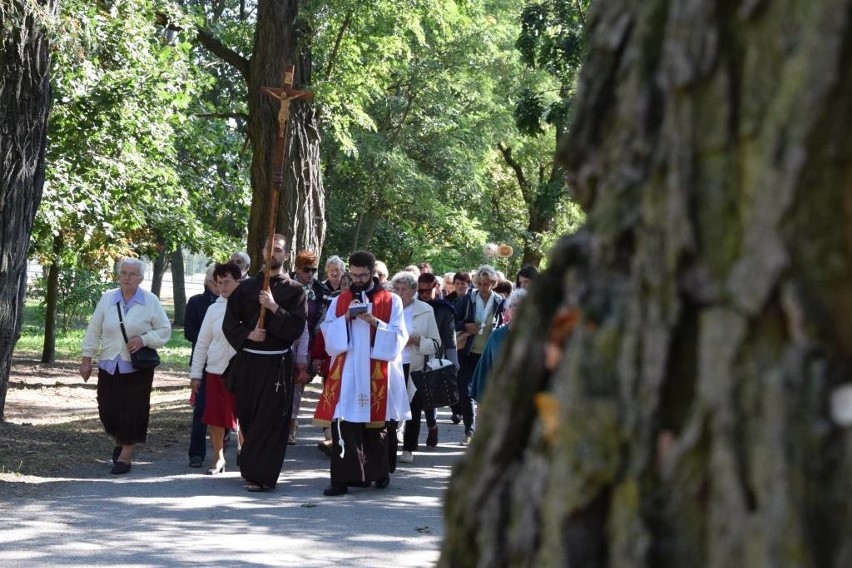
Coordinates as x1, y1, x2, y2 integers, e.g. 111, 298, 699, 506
196, 27, 250, 83
497, 142, 533, 205
195, 111, 250, 121
324, 10, 353, 83
575, 0, 586, 24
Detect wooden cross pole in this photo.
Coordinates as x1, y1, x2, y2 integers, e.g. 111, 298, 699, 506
257, 64, 314, 328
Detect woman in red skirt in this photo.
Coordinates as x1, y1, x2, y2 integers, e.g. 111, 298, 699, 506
189, 262, 241, 474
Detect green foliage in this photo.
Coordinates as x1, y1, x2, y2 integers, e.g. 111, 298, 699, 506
29, 268, 113, 331
15, 301, 192, 366
30, 0, 588, 297
36, 0, 204, 265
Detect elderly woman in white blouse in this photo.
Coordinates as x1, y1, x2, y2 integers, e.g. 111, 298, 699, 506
80, 257, 171, 475
189, 262, 241, 475
391, 271, 441, 465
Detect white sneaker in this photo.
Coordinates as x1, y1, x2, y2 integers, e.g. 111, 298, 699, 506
399, 450, 414, 463
459, 434, 472, 446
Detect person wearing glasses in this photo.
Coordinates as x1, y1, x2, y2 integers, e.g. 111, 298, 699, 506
314, 250, 410, 496
287, 250, 329, 445
453, 265, 505, 446
222, 233, 307, 492
229, 251, 251, 280
401, 272, 457, 455
321, 255, 346, 298
79, 257, 171, 474
391, 271, 440, 464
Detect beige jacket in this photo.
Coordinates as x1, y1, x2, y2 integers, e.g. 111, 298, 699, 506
81, 288, 171, 363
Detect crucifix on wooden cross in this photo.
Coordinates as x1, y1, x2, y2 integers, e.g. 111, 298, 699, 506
255, 65, 314, 329
260, 65, 314, 139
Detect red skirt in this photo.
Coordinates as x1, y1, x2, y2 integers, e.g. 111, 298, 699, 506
202, 373, 238, 429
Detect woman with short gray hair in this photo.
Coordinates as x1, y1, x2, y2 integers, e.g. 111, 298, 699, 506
390, 270, 441, 465
470, 288, 527, 403
80, 257, 171, 475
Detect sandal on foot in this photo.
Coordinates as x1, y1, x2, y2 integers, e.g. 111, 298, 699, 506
245, 481, 269, 492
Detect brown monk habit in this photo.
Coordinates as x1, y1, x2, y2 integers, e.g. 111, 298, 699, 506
223, 272, 306, 489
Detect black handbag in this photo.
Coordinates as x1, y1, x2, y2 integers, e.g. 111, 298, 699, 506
116, 303, 160, 369
410, 340, 459, 410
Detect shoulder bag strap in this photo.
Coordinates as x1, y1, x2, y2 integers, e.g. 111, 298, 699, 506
115, 302, 130, 345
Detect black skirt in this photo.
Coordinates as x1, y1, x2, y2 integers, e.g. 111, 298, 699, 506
96, 367, 155, 445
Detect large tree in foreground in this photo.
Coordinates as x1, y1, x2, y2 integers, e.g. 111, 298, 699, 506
0, 1, 56, 420
441, 0, 852, 565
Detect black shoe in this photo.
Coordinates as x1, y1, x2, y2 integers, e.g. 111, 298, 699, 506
111, 461, 131, 475
374, 475, 390, 489
189, 456, 203, 468
323, 483, 348, 496
112, 446, 122, 465
451, 413, 461, 424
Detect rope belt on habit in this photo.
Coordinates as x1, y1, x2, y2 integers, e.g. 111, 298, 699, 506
242, 348, 291, 355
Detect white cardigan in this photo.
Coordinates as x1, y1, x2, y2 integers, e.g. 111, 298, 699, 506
189, 297, 237, 379
81, 288, 171, 362
406, 299, 441, 373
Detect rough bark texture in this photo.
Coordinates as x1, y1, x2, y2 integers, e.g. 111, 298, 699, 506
150, 250, 167, 298
246, 0, 324, 271
170, 249, 186, 325
41, 234, 62, 364
0, 1, 55, 421
441, 0, 852, 566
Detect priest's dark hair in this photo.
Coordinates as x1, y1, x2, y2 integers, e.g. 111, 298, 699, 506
348, 250, 376, 272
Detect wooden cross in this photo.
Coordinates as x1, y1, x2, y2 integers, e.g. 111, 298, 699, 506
260, 65, 314, 140
256, 65, 314, 328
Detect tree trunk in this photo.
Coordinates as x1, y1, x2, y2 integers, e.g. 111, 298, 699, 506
441, 0, 852, 566
0, 1, 55, 421
246, 0, 324, 272
170, 249, 187, 325
150, 251, 168, 298
41, 234, 62, 364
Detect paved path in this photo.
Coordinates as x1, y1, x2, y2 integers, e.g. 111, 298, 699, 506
0, 388, 465, 567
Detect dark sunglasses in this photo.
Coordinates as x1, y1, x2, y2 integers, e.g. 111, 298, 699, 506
300, 266, 318, 273
417, 287, 434, 294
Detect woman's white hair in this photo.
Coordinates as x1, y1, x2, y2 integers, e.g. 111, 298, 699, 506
475, 264, 498, 282
390, 271, 417, 290
117, 257, 145, 278
325, 255, 346, 271
505, 288, 528, 309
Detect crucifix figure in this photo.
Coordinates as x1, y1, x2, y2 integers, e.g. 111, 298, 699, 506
274, 377, 283, 393
256, 65, 314, 329
260, 65, 314, 140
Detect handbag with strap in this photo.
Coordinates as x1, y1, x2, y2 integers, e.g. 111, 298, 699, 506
116, 302, 160, 369
410, 339, 459, 410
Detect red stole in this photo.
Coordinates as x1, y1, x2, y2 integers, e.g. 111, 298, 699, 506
313, 288, 393, 427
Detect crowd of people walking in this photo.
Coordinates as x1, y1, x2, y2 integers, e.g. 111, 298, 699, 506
79, 240, 537, 494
